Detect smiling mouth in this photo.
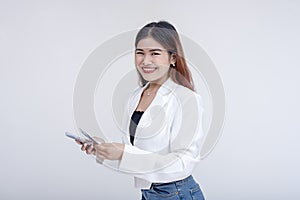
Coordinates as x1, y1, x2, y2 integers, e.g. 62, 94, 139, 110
141, 67, 158, 74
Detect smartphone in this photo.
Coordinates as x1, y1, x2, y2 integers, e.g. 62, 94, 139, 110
65, 132, 92, 145
79, 128, 102, 144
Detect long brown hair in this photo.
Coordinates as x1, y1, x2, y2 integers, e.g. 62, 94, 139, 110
135, 21, 194, 91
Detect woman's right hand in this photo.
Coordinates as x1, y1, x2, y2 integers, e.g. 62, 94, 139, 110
75, 139, 95, 155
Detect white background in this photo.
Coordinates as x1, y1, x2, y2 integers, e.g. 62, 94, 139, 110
1, 0, 299, 199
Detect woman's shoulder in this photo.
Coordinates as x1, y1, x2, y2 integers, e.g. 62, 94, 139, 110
169, 84, 203, 114
173, 83, 202, 103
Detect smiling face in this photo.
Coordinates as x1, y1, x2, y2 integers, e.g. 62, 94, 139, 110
135, 37, 176, 85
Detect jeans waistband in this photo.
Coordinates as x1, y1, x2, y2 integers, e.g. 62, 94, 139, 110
151, 175, 194, 187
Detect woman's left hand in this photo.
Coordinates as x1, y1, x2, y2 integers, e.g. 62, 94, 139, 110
93, 141, 125, 161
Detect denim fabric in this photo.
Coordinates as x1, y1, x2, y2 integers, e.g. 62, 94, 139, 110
141, 175, 205, 200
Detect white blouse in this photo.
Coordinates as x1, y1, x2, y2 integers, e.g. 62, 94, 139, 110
118, 77, 204, 189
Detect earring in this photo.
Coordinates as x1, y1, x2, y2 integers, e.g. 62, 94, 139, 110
171, 63, 175, 68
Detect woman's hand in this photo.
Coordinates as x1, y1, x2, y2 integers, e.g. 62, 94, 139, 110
76, 138, 125, 161
94, 142, 125, 161
75, 139, 94, 155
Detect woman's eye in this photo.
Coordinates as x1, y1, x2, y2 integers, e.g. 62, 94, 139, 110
152, 52, 160, 56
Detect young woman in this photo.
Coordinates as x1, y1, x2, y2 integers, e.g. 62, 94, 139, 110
79, 21, 205, 200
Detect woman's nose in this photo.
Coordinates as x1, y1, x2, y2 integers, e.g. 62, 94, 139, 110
142, 54, 152, 65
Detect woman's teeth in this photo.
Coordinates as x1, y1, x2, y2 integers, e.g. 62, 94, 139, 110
142, 67, 157, 73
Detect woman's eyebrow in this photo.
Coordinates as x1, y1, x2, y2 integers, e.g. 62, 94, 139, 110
135, 48, 164, 52
149, 49, 163, 52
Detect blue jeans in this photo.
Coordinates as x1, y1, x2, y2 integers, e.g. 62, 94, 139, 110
141, 175, 205, 200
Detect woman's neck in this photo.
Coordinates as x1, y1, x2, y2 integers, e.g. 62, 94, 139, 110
147, 76, 169, 90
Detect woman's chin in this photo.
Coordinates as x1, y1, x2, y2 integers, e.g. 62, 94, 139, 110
141, 74, 157, 82
143, 76, 169, 84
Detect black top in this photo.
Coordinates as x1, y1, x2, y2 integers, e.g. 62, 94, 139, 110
129, 110, 144, 145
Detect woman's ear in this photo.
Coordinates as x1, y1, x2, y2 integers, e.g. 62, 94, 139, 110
170, 53, 176, 64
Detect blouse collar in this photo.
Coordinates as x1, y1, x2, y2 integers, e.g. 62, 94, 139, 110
142, 77, 177, 96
